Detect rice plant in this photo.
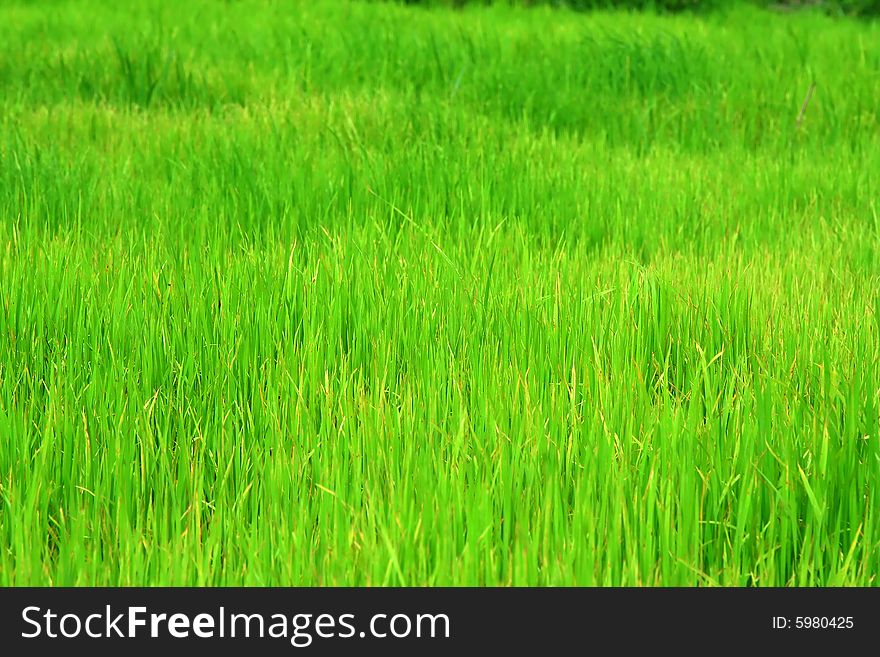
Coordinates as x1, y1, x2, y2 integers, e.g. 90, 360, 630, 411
0, 0, 878, 586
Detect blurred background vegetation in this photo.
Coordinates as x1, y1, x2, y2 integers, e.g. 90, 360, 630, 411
396, 0, 880, 16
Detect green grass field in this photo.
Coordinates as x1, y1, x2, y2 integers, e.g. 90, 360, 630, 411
1, 0, 879, 586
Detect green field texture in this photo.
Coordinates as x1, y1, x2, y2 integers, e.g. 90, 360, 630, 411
1, 0, 879, 586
